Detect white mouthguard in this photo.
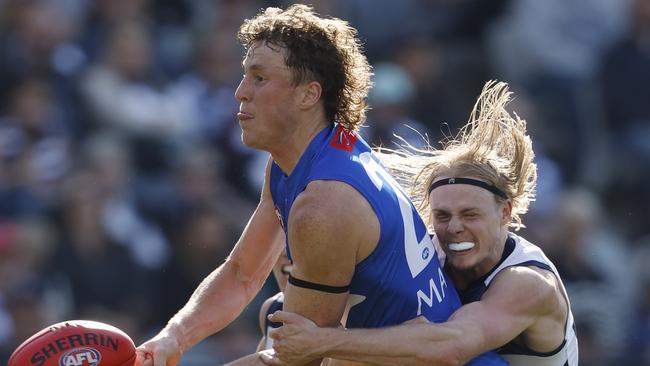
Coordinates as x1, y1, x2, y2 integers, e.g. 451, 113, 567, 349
448, 242, 475, 252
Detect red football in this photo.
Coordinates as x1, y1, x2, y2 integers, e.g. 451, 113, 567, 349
7, 320, 136, 366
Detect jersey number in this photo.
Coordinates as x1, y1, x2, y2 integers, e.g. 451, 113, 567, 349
356, 152, 434, 278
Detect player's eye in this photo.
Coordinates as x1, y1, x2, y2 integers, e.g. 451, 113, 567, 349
463, 211, 480, 220
435, 214, 450, 222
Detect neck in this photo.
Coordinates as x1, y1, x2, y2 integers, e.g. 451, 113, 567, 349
271, 111, 329, 175
450, 265, 488, 290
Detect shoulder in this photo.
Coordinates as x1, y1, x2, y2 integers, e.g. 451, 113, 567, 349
289, 180, 376, 231
287, 180, 379, 277
486, 266, 562, 316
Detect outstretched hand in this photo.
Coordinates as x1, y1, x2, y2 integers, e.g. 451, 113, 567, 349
134, 330, 183, 366
259, 311, 323, 365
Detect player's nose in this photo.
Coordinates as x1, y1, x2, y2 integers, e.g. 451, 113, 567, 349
447, 216, 464, 233
235, 76, 252, 102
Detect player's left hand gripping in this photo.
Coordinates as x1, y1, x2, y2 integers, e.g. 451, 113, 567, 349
259, 348, 282, 365
266, 311, 321, 366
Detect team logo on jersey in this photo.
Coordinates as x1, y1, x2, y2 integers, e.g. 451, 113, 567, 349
330, 125, 358, 152
58, 347, 101, 366
274, 205, 285, 231
421, 247, 430, 260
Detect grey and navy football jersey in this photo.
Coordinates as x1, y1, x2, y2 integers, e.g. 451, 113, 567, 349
458, 233, 579, 366
262, 292, 284, 350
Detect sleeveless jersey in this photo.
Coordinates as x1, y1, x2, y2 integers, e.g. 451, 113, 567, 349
458, 233, 579, 366
262, 292, 284, 350
270, 124, 506, 365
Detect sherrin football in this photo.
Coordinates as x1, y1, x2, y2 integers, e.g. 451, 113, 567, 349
7, 320, 136, 366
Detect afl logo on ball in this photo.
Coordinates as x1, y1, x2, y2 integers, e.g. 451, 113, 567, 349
58, 347, 101, 366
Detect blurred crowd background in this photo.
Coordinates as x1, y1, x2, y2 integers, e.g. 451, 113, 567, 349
1, 0, 649, 365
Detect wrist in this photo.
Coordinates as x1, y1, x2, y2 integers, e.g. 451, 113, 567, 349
163, 320, 188, 353
312, 327, 338, 358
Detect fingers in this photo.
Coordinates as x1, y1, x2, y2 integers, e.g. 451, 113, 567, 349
259, 349, 282, 365
134, 351, 144, 366
137, 346, 167, 366
268, 328, 279, 340
135, 333, 182, 366
268, 310, 300, 324
135, 349, 152, 366
267, 310, 287, 323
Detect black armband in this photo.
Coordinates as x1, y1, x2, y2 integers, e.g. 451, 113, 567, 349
288, 274, 350, 294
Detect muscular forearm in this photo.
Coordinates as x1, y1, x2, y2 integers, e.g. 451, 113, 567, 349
223, 353, 265, 366
316, 323, 465, 366
166, 260, 266, 351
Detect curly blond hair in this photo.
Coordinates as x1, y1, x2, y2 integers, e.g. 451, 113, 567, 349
238, 4, 372, 131
379, 81, 537, 230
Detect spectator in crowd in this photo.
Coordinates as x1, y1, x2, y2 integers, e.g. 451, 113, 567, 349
541, 188, 634, 365
361, 62, 430, 149
599, 0, 650, 240
0, 77, 71, 217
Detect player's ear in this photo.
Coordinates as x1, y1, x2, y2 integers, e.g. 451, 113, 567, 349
500, 199, 512, 226
299, 81, 322, 109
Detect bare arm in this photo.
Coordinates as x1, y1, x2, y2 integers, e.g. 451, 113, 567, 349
265, 267, 560, 366
222, 295, 281, 366
279, 180, 379, 366
265, 313, 460, 366
223, 353, 268, 366
166, 201, 284, 347
138, 159, 285, 365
